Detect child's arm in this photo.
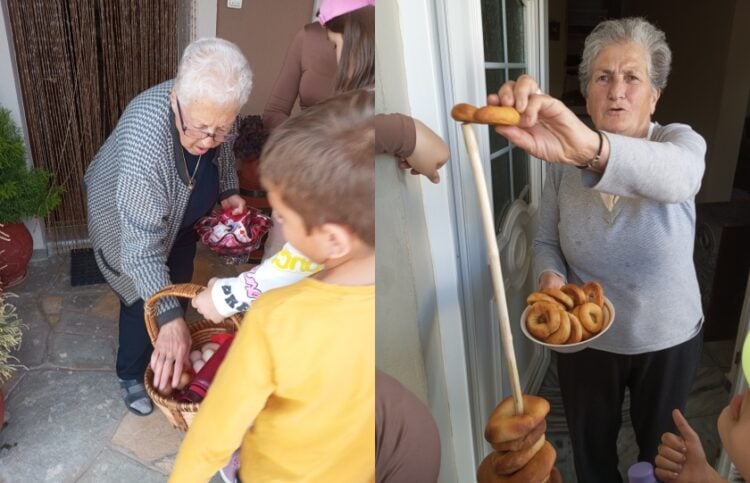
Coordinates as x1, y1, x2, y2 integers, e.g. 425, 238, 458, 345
400, 118, 450, 184
654, 409, 726, 482
191, 242, 322, 322
169, 308, 275, 482
374, 114, 450, 184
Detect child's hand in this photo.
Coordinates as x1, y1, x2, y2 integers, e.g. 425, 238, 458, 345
717, 389, 750, 480
400, 119, 449, 184
654, 409, 724, 482
192, 278, 225, 323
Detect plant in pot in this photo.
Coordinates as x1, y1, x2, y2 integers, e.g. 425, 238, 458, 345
234, 114, 269, 197
0, 107, 62, 287
0, 288, 24, 430
233, 115, 270, 262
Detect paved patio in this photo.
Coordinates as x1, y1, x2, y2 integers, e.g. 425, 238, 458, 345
0, 244, 735, 482
0, 245, 246, 482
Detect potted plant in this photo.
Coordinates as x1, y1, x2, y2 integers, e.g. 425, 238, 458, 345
0, 288, 24, 430
234, 114, 269, 192
233, 115, 270, 262
0, 106, 62, 287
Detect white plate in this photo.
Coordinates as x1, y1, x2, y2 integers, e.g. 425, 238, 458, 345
521, 298, 615, 354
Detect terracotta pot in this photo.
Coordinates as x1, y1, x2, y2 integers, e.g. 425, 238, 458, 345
238, 157, 262, 191
0, 222, 33, 288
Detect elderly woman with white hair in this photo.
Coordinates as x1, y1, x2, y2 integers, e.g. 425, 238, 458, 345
490, 18, 705, 482
85, 38, 251, 416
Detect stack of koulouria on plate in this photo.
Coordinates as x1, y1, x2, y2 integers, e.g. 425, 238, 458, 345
525, 282, 608, 345
477, 395, 561, 482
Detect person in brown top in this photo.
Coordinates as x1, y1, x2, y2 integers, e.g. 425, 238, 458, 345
376, 370, 441, 482
261, 22, 337, 130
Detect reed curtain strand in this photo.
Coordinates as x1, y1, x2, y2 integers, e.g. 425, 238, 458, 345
6, 0, 179, 250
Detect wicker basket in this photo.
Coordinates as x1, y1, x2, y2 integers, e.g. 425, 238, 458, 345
143, 283, 242, 431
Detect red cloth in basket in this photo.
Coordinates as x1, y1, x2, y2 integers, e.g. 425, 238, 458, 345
195, 208, 271, 256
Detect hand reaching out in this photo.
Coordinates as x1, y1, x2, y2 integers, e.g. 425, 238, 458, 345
150, 317, 192, 392
399, 119, 450, 184
191, 278, 225, 323
488, 75, 605, 168
654, 409, 725, 482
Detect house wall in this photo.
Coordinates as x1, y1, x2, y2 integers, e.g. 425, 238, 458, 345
0, 2, 46, 251
375, 0, 429, 405
216, 0, 315, 117
624, 0, 750, 202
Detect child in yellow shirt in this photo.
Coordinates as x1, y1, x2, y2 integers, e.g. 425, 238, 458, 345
170, 88, 375, 482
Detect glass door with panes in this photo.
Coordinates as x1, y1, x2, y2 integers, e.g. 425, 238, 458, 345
438, 0, 549, 460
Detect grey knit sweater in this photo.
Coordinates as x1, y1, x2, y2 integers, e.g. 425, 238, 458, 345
84, 81, 239, 325
534, 122, 706, 354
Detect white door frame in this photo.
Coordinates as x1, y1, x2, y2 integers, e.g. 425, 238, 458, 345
397, 0, 549, 477
396, 0, 476, 480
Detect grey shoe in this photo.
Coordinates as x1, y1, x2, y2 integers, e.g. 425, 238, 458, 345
118, 378, 153, 416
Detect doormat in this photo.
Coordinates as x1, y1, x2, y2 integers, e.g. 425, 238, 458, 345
70, 248, 106, 287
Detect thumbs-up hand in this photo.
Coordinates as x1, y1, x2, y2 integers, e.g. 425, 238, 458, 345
654, 409, 724, 482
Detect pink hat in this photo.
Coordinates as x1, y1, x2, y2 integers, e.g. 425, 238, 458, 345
318, 0, 375, 25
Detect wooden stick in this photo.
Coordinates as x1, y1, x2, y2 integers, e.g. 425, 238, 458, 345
460, 122, 525, 415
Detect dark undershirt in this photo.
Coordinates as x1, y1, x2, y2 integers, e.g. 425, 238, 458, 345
174, 147, 219, 246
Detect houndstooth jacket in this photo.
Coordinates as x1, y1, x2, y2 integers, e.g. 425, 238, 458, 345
84, 80, 239, 325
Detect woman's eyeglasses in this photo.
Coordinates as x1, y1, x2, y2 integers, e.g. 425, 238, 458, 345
176, 97, 238, 143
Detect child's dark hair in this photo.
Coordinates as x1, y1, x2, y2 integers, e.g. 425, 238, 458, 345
259, 89, 374, 246
326, 6, 374, 93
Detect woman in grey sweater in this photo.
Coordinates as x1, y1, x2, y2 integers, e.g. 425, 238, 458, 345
491, 18, 705, 482
85, 38, 251, 415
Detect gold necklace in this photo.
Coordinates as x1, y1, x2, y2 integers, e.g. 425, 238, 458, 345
180, 148, 203, 192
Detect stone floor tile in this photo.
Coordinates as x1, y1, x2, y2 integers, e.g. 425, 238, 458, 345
616, 424, 639, 477
685, 414, 722, 466
111, 412, 183, 463
41, 295, 64, 317
705, 339, 737, 372
90, 291, 120, 321
685, 366, 731, 418
56, 310, 117, 339
49, 333, 115, 369
11, 256, 66, 296
9, 297, 50, 368
62, 291, 114, 315
77, 448, 168, 482
0, 370, 124, 482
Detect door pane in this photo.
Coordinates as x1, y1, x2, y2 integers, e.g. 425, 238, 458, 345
512, 147, 529, 201
481, 0, 504, 63
491, 150, 512, 230
486, 69, 509, 153
506, 0, 526, 63
508, 67, 526, 85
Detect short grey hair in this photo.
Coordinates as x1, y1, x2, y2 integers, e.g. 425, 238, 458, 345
579, 17, 671, 97
174, 37, 253, 108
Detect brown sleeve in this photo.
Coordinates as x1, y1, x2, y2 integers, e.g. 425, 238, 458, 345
376, 370, 441, 483
297, 22, 337, 110
262, 26, 306, 130
374, 113, 417, 159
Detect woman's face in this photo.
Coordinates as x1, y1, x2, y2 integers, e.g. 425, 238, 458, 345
326, 29, 343, 63
717, 389, 750, 479
585, 42, 660, 138
171, 92, 239, 156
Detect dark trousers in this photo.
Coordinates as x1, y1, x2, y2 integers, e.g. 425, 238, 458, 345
115, 242, 196, 381
557, 329, 703, 483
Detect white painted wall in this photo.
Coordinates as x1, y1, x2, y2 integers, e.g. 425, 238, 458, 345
0, 3, 46, 251
376, 0, 476, 480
